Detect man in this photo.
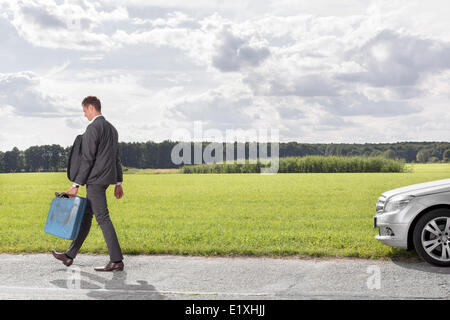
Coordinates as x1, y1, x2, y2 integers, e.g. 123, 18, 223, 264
52, 96, 125, 272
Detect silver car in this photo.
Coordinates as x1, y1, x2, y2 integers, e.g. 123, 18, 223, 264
374, 178, 450, 266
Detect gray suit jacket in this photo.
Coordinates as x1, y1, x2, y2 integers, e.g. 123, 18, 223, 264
74, 115, 123, 186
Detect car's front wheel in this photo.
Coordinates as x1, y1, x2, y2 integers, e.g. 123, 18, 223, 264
413, 209, 450, 267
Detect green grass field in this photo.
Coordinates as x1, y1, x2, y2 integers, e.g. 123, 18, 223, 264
1, 163, 449, 259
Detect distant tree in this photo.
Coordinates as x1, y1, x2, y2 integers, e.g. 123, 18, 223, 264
443, 149, 450, 162
325, 144, 338, 156
4, 147, 24, 172
383, 149, 396, 159
8, 141, 450, 173
428, 156, 440, 163
144, 141, 158, 168
24, 146, 42, 172
416, 149, 430, 163
49, 144, 65, 171
0, 151, 5, 172
370, 150, 382, 157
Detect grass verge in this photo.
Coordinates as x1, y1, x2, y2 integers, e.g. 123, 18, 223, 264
0, 163, 449, 259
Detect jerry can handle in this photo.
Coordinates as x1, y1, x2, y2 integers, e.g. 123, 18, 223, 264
54, 192, 76, 198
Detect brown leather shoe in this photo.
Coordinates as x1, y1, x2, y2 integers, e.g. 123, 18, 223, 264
94, 261, 124, 272
51, 249, 73, 267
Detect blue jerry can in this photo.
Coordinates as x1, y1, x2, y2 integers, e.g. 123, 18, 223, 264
44, 195, 87, 240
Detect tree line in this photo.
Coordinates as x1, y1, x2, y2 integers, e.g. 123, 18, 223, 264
180, 156, 406, 174
1, 141, 450, 173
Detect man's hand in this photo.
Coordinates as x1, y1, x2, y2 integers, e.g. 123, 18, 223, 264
114, 184, 124, 199
66, 187, 79, 198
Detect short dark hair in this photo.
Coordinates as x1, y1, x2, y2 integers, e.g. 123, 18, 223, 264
82, 96, 101, 112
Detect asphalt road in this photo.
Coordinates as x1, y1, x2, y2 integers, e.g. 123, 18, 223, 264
0, 253, 450, 300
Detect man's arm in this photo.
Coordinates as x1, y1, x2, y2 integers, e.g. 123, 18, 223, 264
114, 147, 124, 199
73, 125, 99, 186
116, 147, 123, 185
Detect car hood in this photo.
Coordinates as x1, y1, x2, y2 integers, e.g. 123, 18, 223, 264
382, 178, 450, 199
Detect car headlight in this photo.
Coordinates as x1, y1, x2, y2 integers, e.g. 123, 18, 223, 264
376, 196, 386, 214
383, 194, 415, 213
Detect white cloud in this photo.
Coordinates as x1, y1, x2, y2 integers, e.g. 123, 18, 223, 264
212, 27, 270, 72
0, 0, 449, 150
0, 71, 76, 118
111, 12, 226, 66
164, 86, 256, 129
130, 11, 200, 29
312, 93, 422, 117
2, 0, 126, 51
338, 30, 450, 87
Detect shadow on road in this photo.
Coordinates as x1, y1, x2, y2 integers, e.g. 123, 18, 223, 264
385, 248, 450, 274
390, 259, 450, 274
50, 269, 169, 300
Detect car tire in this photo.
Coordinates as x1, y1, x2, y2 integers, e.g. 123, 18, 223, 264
413, 209, 450, 267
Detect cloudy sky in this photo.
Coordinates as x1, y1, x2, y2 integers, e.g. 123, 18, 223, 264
0, 0, 449, 151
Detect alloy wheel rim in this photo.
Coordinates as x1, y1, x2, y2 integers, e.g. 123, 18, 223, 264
421, 216, 450, 262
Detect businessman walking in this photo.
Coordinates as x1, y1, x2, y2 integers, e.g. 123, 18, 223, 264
52, 96, 125, 271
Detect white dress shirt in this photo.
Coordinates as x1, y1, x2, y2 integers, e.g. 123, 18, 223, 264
72, 114, 123, 188
89, 114, 103, 123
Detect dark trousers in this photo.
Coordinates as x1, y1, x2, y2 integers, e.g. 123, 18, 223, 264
66, 184, 123, 262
